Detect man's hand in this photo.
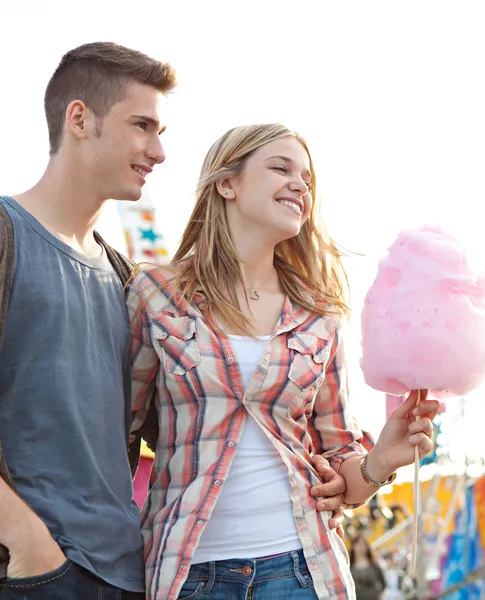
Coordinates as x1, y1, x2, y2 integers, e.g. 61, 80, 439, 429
7, 518, 66, 579
310, 455, 347, 538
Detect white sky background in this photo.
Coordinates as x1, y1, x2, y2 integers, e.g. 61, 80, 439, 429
1, 1, 484, 470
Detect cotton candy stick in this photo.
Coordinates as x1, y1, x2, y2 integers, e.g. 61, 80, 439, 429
412, 389, 421, 572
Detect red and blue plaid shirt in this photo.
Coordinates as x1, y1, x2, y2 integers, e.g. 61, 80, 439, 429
128, 267, 373, 600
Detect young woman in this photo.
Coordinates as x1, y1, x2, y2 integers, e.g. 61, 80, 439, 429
349, 535, 386, 600
128, 124, 439, 600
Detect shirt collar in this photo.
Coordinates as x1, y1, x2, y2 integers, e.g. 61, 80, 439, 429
192, 288, 317, 334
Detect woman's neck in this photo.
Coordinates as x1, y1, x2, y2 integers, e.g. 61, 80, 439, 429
228, 220, 277, 281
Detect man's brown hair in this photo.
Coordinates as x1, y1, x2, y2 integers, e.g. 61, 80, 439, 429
44, 42, 176, 155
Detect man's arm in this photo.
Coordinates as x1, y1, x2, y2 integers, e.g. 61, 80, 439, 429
0, 478, 65, 578
0, 206, 65, 577
311, 458, 346, 538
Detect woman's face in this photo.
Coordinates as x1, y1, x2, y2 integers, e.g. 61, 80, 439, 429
353, 537, 368, 555
225, 136, 313, 243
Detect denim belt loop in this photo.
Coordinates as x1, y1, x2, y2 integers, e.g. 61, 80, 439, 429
203, 561, 216, 594
291, 550, 311, 588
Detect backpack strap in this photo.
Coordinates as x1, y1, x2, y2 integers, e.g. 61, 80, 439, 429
93, 231, 159, 476
0, 203, 17, 577
94, 230, 134, 291
0, 204, 17, 493
0, 204, 14, 347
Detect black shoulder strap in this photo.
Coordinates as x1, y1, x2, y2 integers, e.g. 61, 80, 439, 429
93, 230, 152, 476
0, 204, 14, 348
94, 230, 134, 292
0, 204, 17, 490
0, 203, 17, 577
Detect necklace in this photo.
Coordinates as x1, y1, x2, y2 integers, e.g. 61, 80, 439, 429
244, 273, 274, 301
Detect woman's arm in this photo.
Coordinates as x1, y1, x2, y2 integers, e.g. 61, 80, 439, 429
339, 391, 437, 504
311, 320, 438, 506
126, 274, 161, 474
310, 322, 374, 506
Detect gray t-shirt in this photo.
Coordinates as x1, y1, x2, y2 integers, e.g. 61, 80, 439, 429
0, 196, 144, 592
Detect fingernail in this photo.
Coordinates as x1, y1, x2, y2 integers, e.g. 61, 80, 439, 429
413, 408, 419, 415
319, 503, 326, 510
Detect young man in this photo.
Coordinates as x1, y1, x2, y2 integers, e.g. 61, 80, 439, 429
0, 42, 176, 599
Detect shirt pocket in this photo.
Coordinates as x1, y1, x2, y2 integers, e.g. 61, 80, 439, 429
149, 313, 201, 375
287, 331, 330, 392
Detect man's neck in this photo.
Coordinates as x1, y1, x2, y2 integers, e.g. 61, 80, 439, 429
12, 159, 106, 257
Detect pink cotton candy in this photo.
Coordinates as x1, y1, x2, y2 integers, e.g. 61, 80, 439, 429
360, 226, 485, 398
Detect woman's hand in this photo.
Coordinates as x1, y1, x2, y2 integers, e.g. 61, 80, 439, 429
366, 390, 440, 482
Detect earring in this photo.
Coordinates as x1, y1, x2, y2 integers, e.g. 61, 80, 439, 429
225, 192, 229, 196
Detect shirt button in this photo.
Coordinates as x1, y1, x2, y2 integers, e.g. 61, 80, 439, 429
180, 564, 187, 571
214, 479, 222, 486
199, 303, 205, 309
227, 356, 235, 363
227, 441, 235, 447
197, 520, 204, 526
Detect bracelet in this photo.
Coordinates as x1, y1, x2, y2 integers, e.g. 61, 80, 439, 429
360, 454, 397, 487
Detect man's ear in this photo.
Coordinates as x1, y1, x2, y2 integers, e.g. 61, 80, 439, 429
65, 99, 96, 142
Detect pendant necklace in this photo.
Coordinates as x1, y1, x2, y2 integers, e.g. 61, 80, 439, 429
245, 273, 274, 301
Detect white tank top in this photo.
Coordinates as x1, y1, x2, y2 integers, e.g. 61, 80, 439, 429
192, 334, 302, 564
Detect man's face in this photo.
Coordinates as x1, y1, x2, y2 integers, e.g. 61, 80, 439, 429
86, 81, 166, 202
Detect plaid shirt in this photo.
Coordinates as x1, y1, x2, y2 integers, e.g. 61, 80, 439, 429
128, 267, 374, 600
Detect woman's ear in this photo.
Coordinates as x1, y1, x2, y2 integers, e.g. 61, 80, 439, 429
216, 178, 236, 200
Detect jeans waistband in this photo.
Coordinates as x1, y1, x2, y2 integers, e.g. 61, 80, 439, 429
186, 549, 312, 593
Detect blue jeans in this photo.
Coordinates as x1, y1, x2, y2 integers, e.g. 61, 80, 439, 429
178, 549, 319, 599
0, 559, 144, 599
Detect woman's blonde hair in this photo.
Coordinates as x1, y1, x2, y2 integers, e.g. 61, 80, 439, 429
169, 123, 350, 332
